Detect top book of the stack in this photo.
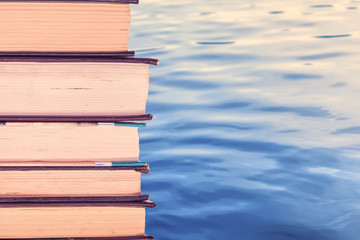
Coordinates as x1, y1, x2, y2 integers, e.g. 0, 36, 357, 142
0, 0, 139, 57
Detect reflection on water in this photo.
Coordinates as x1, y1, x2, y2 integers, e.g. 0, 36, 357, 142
130, 0, 360, 239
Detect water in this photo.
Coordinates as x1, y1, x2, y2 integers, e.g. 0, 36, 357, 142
130, 0, 360, 239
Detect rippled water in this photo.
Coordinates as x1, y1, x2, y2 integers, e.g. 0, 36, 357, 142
130, 0, 360, 239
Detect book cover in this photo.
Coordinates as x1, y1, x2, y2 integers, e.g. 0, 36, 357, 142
0, 200, 155, 239
0, 57, 158, 120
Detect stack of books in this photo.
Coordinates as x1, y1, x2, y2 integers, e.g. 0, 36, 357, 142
0, 0, 157, 239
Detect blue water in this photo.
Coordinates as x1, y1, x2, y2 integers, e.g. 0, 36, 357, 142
130, 1, 360, 239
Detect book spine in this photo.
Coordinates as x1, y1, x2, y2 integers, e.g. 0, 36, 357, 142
3, 122, 146, 127
0, 57, 159, 65
0, 236, 154, 240
0, 195, 151, 203
0, 161, 147, 167
0, 114, 153, 122
0, 51, 135, 57
0, 165, 150, 174
0, 201, 156, 208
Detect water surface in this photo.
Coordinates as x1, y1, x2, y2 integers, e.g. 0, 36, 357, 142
130, 0, 360, 239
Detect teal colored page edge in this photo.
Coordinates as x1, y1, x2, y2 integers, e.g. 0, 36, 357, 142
111, 161, 148, 167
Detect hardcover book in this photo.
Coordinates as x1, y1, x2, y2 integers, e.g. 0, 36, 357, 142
0, 200, 155, 239
0, 0, 139, 56
0, 164, 149, 198
0, 122, 143, 164
0, 57, 158, 121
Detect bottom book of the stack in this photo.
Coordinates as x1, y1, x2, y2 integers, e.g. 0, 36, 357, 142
0, 198, 155, 239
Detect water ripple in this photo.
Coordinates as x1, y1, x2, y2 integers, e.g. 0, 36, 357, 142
310, 5, 333, 8
333, 126, 360, 135
179, 53, 258, 62
257, 106, 334, 118
196, 41, 235, 45
171, 122, 257, 131
297, 52, 347, 60
269, 11, 284, 14
146, 101, 251, 113
331, 82, 347, 88
315, 34, 352, 38
177, 137, 295, 153
282, 73, 323, 80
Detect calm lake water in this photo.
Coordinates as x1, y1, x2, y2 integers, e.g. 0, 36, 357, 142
130, 0, 360, 239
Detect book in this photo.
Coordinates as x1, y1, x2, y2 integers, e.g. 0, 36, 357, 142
0, 164, 149, 198
0, 200, 155, 239
0, 194, 151, 203
0, 122, 143, 164
0, 57, 158, 121
0, 0, 139, 56
0, 237, 154, 240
